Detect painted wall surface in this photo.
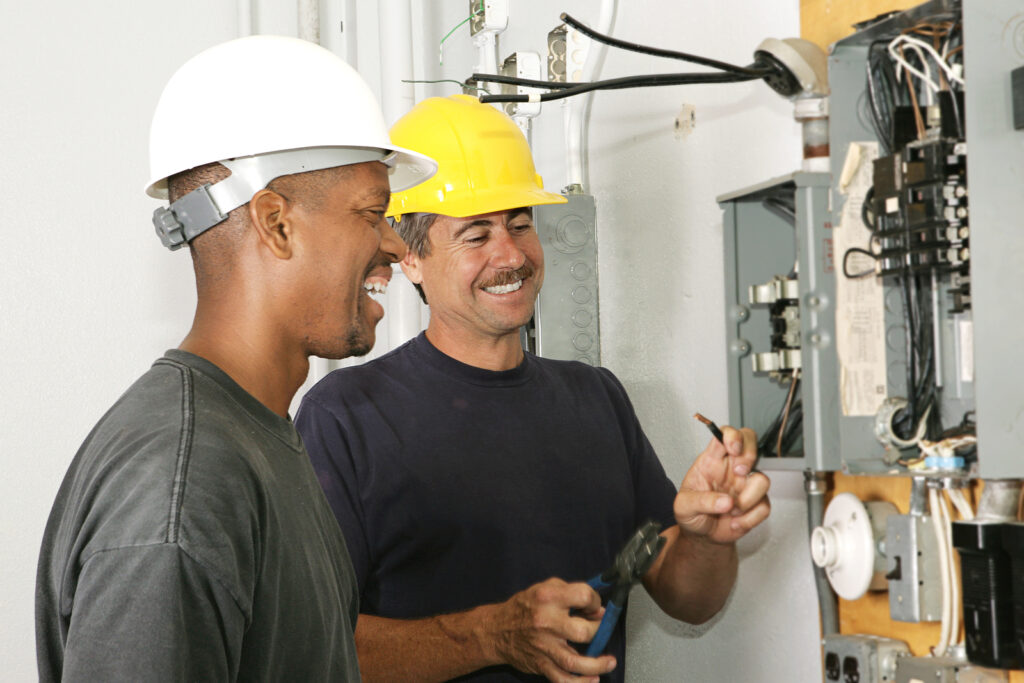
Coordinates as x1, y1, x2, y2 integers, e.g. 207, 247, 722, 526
2, 1, 819, 681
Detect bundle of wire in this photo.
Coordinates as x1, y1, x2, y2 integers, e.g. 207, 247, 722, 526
843, 19, 967, 452
865, 20, 964, 156
758, 369, 802, 459
474, 12, 773, 104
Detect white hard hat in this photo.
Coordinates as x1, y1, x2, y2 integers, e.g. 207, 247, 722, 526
147, 35, 436, 250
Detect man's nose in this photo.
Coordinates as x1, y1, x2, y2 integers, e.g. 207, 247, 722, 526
380, 217, 407, 263
489, 229, 526, 269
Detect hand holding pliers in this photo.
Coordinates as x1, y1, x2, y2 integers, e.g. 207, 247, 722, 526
585, 520, 666, 657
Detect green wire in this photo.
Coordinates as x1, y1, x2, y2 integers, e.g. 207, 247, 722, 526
401, 78, 492, 95
439, 1, 484, 65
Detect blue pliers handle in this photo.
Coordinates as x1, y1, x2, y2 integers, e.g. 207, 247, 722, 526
584, 520, 666, 657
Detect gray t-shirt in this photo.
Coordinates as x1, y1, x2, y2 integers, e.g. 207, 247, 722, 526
36, 350, 361, 681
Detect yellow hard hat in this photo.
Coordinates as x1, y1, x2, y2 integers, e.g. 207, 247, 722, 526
387, 95, 567, 219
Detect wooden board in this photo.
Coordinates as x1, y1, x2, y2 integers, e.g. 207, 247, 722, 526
801, 0, 924, 50
831, 474, 1023, 680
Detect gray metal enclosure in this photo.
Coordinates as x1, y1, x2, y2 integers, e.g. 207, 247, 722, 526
721, 0, 1024, 476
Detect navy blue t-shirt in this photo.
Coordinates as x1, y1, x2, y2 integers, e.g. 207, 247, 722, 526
296, 333, 677, 682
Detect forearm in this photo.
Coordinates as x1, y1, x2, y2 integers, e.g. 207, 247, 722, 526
356, 608, 503, 683
643, 525, 738, 624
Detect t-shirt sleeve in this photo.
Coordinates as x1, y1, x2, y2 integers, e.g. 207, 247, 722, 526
595, 367, 678, 531
295, 396, 372, 593
62, 543, 245, 681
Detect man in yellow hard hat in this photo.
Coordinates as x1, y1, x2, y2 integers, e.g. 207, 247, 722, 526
296, 95, 770, 682
36, 36, 434, 681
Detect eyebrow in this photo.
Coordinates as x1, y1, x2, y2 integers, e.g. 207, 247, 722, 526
451, 209, 533, 240
355, 187, 390, 204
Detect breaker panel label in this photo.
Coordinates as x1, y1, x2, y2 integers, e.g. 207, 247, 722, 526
836, 142, 888, 416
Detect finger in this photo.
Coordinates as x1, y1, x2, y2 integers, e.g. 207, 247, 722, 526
674, 488, 734, 523
734, 472, 771, 511
560, 581, 603, 613
728, 498, 771, 533
563, 613, 604, 643
537, 656, 598, 683
548, 645, 617, 680
718, 425, 745, 456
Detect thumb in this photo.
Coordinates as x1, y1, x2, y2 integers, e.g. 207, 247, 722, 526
675, 489, 733, 522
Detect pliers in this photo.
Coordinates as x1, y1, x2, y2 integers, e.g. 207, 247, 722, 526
584, 520, 667, 657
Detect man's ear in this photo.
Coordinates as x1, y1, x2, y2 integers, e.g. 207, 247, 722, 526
399, 249, 423, 285
248, 189, 293, 259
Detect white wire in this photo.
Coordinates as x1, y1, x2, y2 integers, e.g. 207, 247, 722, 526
888, 34, 964, 92
930, 488, 951, 656
891, 39, 938, 96
939, 492, 960, 649
898, 34, 965, 87
949, 488, 975, 521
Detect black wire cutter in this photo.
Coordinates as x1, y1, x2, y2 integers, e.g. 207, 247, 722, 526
584, 520, 667, 656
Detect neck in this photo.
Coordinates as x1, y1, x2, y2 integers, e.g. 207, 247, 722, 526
425, 320, 525, 371
180, 298, 309, 417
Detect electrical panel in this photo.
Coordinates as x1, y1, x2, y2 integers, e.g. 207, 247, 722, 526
532, 195, 600, 365
718, 172, 833, 470
721, 0, 1024, 478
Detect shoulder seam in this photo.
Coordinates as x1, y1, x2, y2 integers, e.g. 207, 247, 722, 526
162, 361, 195, 544
79, 541, 252, 622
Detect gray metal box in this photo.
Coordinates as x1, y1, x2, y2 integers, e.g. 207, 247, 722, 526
894, 655, 965, 683
719, 172, 835, 471
886, 514, 942, 622
827, 0, 975, 473
533, 195, 600, 365
961, 0, 1024, 478
822, 634, 909, 683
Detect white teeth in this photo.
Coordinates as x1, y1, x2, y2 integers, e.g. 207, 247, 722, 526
483, 279, 523, 295
363, 281, 388, 296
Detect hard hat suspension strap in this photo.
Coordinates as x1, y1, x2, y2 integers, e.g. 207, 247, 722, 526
151, 146, 393, 251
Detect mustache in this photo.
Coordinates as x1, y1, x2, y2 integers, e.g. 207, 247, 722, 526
480, 264, 534, 289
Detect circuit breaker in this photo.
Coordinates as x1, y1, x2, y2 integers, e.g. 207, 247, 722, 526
532, 194, 599, 365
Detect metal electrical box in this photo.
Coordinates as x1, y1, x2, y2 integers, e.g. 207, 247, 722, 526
822, 634, 908, 683
720, 0, 1024, 475
533, 195, 600, 365
719, 172, 835, 471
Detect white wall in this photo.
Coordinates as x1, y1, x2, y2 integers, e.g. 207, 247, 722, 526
1, 1, 820, 680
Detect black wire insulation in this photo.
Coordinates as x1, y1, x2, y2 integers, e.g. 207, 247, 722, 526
478, 71, 757, 104
559, 12, 770, 77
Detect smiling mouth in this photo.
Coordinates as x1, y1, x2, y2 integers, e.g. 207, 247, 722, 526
480, 264, 533, 295
364, 279, 388, 297
483, 279, 524, 294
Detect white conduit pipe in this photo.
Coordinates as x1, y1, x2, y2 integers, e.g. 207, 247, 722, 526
238, 0, 253, 36
378, 0, 423, 350
940, 493, 960, 650
930, 488, 952, 656
474, 31, 498, 76
298, 0, 320, 44
564, 0, 616, 189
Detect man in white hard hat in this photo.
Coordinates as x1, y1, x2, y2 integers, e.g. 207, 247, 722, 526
35, 36, 435, 681
296, 95, 770, 682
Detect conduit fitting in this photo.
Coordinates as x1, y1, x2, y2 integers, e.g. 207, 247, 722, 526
794, 96, 829, 172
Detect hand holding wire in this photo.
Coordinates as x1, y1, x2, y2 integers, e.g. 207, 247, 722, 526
675, 421, 770, 544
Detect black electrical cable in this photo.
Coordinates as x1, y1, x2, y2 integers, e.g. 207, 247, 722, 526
861, 186, 876, 231
467, 73, 575, 90
559, 12, 769, 77
478, 71, 757, 104
843, 247, 878, 279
